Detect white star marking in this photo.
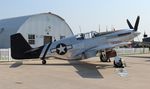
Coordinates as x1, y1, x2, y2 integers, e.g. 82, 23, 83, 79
57, 44, 66, 54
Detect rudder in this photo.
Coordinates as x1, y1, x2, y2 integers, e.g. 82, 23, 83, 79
11, 33, 32, 59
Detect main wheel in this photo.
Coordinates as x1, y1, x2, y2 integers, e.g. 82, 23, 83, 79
42, 60, 46, 64
100, 53, 108, 62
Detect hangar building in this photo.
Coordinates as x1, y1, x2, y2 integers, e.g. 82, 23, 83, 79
0, 12, 74, 48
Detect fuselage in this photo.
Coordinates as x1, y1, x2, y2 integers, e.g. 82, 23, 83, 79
40, 29, 140, 60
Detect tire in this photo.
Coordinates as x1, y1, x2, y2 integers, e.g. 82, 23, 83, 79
42, 60, 46, 64
100, 54, 108, 62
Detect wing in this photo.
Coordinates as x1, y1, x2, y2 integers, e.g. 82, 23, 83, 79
74, 41, 131, 58
91, 42, 131, 51
81, 42, 131, 58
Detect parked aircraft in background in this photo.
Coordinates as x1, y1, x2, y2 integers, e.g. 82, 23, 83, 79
11, 16, 140, 68
142, 32, 150, 46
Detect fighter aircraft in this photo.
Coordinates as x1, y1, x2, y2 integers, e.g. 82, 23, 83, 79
11, 16, 140, 68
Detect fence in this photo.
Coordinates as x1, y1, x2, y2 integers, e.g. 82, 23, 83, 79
0, 48, 149, 61
115, 48, 150, 55
0, 49, 12, 61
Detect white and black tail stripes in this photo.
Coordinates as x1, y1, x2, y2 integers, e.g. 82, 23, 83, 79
41, 42, 52, 60
11, 33, 44, 59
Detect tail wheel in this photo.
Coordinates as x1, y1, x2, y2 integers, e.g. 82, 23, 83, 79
42, 60, 46, 64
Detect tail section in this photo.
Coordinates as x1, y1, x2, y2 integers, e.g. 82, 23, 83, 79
11, 33, 44, 59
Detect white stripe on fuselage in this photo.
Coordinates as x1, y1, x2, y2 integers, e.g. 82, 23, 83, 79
40, 44, 49, 58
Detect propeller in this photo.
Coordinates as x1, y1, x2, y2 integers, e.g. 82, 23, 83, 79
127, 16, 140, 31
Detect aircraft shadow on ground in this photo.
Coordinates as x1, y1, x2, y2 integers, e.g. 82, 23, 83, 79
9, 61, 23, 68
68, 61, 113, 79
7, 60, 113, 79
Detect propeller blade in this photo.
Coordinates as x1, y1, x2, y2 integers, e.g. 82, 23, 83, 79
134, 16, 140, 31
127, 19, 133, 29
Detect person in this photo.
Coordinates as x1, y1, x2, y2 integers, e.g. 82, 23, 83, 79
114, 56, 124, 68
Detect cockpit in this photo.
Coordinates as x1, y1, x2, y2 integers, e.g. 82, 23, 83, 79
76, 31, 98, 40
75, 30, 132, 40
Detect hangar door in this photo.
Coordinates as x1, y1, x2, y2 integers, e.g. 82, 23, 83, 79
44, 36, 52, 44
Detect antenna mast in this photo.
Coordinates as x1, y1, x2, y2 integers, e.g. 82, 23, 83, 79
79, 25, 82, 33
99, 25, 100, 33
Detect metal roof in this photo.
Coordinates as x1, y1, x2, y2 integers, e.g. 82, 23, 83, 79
0, 12, 74, 48
0, 12, 73, 34
0, 15, 30, 33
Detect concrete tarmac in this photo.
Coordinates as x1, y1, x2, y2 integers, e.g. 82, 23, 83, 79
0, 53, 150, 89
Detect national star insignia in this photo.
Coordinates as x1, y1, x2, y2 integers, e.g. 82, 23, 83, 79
51, 43, 72, 55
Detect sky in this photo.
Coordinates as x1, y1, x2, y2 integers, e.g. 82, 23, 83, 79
0, 0, 150, 41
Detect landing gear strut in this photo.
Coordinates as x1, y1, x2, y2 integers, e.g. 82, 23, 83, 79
99, 50, 124, 68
